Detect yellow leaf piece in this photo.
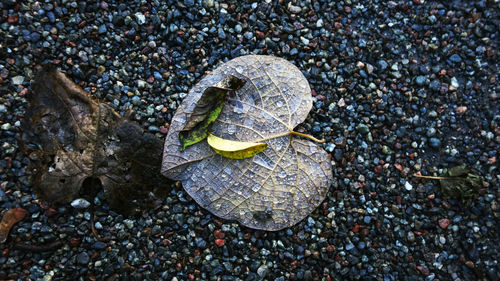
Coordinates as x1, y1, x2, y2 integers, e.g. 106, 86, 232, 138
207, 134, 267, 159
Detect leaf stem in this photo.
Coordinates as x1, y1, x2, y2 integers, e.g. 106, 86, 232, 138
256, 130, 325, 143
289, 131, 326, 143
413, 174, 450, 180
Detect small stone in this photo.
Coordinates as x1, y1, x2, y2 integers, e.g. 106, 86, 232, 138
426, 127, 436, 137
215, 238, 225, 246
1, 123, 11, 130
135, 12, 146, 25
416, 76, 427, 86
123, 219, 134, 229
98, 24, 107, 34
316, 19, 324, 28
137, 79, 146, 88
455, 106, 467, 114
288, 5, 301, 13
71, 198, 91, 209
366, 63, 374, 74
404, 181, 413, 191
377, 60, 388, 71
439, 236, 446, 244
257, 265, 269, 277
77, 252, 90, 264
356, 124, 370, 134
244, 31, 253, 40
429, 138, 441, 148
204, 0, 214, 8
407, 231, 415, 242
218, 28, 226, 39
449, 54, 462, 63
12, 76, 24, 85
92, 241, 107, 249
429, 80, 441, 91
450, 77, 459, 89
438, 218, 450, 229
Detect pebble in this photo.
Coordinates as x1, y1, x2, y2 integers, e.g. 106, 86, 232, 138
449, 54, 462, 63
76, 252, 90, 264
12, 76, 24, 85
135, 12, 146, 25
98, 24, 107, 34
289, 5, 301, 13
70, 198, 91, 209
428, 138, 441, 148
438, 218, 450, 229
404, 181, 413, 191
416, 76, 428, 86
257, 265, 269, 278
377, 60, 388, 71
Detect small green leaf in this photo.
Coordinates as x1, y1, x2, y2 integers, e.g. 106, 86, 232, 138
207, 134, 267, 159
179, 76, 245, 151
439, 166, 483, 204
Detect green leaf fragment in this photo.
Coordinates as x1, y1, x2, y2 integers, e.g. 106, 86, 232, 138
179, 76, 245, 151
179, 97, 225, 150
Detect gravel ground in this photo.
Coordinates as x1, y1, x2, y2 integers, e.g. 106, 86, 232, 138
1, 0, 499, 280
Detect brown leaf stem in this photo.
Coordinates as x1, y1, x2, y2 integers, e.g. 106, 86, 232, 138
257, 130, 325, 143
413, 174, 450, 180
14, 240, 63, 252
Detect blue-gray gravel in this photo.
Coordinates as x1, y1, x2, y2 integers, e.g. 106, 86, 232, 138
0, 0, 499, 280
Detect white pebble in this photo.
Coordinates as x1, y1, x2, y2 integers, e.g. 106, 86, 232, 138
404, 181, 413, 191
71, 198, 91, 209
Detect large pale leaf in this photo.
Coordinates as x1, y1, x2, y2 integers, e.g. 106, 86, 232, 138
162, 55, 333, 231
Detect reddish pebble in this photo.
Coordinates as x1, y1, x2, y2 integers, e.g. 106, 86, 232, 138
416, 265, 429, 276
44, 208, 58, 217
438, 218, 450, 229
215, 239, 225, 246
326, 245, 335, 252
352, 224, 360, 233
394, 163, 403, 171
214, 229, 225, 239
8, 15, 18, 23
70, 237, 81, 247
374, 165, 383, 174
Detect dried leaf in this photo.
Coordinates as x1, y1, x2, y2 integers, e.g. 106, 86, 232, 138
0, 208, 27, 243
439, 166, 482, 204
162, 55, 333, 230
22, 66, 169, 215
179, 76, 245, 150
207, 133, 267, 159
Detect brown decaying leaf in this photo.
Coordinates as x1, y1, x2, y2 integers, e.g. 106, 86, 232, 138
414, 166, 483, 205
22, 66, 169, 215
0, 208, 27, 243
162, 55, 333, 231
